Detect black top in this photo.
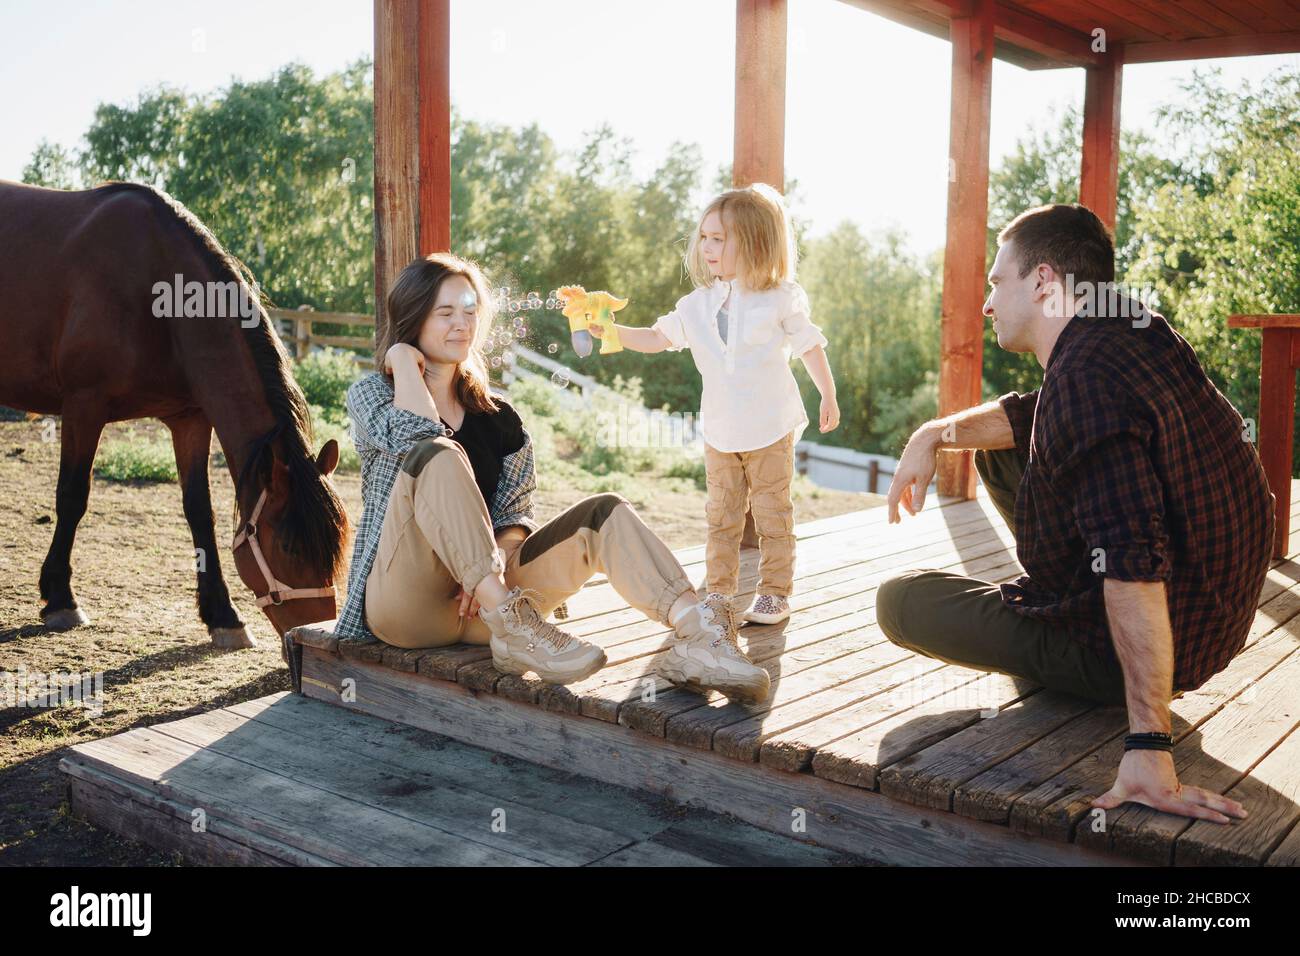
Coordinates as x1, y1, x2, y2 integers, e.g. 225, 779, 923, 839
439, 397, 528, 509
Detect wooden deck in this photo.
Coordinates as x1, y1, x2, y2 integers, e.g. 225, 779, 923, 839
59, 692, 870, 866
275, 483, 1300, 867
63, 483, 1300, 866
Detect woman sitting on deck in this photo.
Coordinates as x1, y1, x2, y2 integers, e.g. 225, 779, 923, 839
333, 253, 771, 703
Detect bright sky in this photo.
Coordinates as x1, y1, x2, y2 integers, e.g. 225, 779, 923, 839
3, 0, 1297, 254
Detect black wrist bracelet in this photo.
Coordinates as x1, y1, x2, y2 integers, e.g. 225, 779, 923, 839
1124, 731, 1173, 753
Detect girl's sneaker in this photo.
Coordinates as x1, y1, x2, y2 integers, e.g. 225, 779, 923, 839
743, 593, 790, 624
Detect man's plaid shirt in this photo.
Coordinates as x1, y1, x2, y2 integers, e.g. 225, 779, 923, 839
996, 296, 1274, 692
334, 372, 540, 640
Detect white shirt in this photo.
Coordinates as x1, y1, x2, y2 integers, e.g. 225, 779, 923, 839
652, 278, 828, 453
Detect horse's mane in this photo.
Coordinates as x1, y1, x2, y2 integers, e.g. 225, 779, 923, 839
96, 181, 349, 579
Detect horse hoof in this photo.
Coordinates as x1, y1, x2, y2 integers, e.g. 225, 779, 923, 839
209, 625, 257, 650
41, 607, 90, 631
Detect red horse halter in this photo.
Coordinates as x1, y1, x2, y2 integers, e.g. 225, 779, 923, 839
231, 488, 336, 608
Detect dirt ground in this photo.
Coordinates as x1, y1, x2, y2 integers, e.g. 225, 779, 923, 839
0, 416, 880, 866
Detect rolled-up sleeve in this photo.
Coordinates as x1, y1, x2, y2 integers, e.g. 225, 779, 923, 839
781, 284, 829, 358
490, 430, 541, 536
997, 388, 1039, 462
650, 293, 691, 351
347, 374, 447, 458
1041, 374, 1171, 582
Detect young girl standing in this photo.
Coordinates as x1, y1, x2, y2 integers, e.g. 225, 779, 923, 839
590, 184, 839, 677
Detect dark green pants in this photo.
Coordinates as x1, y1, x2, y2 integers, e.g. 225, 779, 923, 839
876, 447, 1127, 705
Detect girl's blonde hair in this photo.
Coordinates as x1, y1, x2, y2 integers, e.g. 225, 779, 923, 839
684, 182, 797, 291
376, 252, 500, 414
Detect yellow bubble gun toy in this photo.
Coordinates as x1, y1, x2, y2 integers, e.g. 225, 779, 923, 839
557, 285, 628, 357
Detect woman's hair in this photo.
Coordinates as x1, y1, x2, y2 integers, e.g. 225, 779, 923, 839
684, 182, 797, 291
375, 252, 499, 415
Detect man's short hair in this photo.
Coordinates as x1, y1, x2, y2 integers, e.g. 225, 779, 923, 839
997, 203, 1115, 287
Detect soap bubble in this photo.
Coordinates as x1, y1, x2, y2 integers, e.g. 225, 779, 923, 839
490, 356, 502, 369
512, 316, 524, 328
547, 343, 559, 354
514, 327, 527, 339
551, 370, 570, 389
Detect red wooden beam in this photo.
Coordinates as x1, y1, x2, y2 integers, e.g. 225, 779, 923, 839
936, 0, 994, 500
417, 0, 451, 257
1124, 30, 1300, 64
734, 0, 787, 191
373, 0, 451, 339
1079, 45, 1124, 232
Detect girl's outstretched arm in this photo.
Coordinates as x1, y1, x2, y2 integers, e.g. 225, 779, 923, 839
589, 322, 672, 353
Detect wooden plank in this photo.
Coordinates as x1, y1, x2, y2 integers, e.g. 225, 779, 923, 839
1123, 30, 1300, 63
767, 667, 1037, 774
936, 0, 994, 499
267, 308, 376, 326
1074, 647, 1300, 864
878, 690, 1097, 811
1178, 725, 1300, 866
65, 727, 536, 866
715, 654, 958, 762
575, 526, 1020, 726
298, 647, 1143, 866
1009, 629, 1300, 846
63, 761, 321, 866
224, 694, 676, 844
588, 841, 718, 867
954, 577, 1300, 826
817, 494, 1300, 801
1228, 313, 1300, 329
812, 671, 1033, 789
631, 556, 1024, 749
151, 704, 634, 866
644, 817, 853, 867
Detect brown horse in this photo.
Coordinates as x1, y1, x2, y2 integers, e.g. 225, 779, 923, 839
0, 179, 350, 648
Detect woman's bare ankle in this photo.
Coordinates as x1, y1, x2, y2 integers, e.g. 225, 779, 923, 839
474, 574, 510, 611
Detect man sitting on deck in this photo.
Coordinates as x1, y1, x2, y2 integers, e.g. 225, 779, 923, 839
879, 203, 1273, 826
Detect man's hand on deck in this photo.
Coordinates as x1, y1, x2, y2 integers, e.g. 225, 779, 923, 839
1092, 749, 1248, 824
887, 423, 938, 523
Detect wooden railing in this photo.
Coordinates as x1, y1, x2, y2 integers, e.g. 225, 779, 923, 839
268, 308, 375, 363
1228, 313, 1300, 558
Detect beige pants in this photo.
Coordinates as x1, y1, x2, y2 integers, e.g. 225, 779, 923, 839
364, 436, 696, 649
703, 429, 796, 597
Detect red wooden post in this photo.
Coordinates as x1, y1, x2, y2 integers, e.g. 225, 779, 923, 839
734, 0, 787, 550
1259, 328, 1296, 558
417, 0, 451, 256
1228, 314, 1300, 559
733, 0, 786, 192
1080, 45, 1124, 231
937, 0, 994, 499
373, 0, 451, 340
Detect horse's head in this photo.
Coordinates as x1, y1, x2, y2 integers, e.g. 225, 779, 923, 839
231, 438, 349, 640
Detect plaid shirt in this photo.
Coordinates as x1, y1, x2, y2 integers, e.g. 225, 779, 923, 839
334, 372, 540, 640
997, 296, 1274, 692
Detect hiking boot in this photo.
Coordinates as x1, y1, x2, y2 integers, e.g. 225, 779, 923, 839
743, 593, 791, 624
656, 593, 771, 703
480, 587, 606, 684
